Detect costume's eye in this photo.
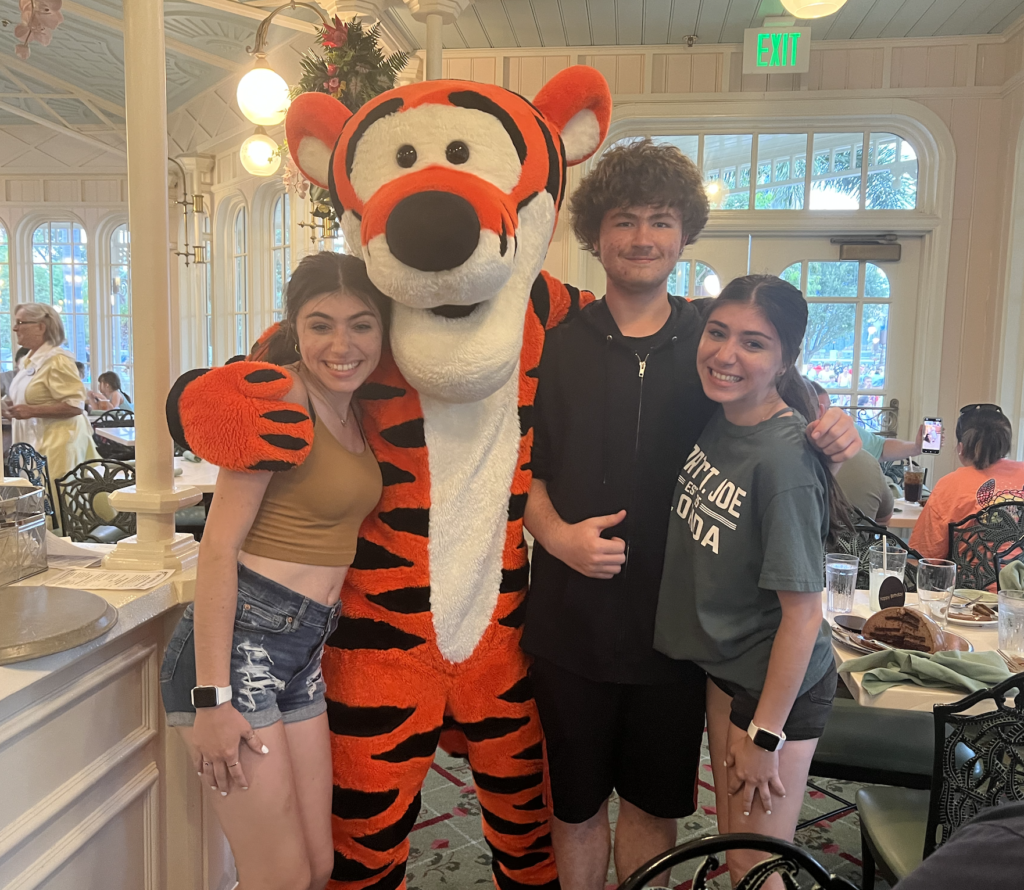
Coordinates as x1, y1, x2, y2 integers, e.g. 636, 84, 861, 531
396, 144, 417, 168
446, 141, 470, 165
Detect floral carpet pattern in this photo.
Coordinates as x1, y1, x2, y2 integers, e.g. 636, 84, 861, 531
405, 739, 891, 890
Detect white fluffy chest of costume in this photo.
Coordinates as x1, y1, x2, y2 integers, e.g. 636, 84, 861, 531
421, 368, 520, 663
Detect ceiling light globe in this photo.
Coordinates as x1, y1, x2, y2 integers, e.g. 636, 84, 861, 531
780, 0, 847, 18
240, 132, 282, 177
237, 65, 291, 126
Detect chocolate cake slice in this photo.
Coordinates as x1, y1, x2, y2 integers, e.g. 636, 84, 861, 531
862, 607, 945, 653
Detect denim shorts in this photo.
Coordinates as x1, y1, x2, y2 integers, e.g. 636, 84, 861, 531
160, 563, 341, 729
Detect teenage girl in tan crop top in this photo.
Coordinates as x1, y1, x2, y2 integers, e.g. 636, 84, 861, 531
160, 253, 388, 890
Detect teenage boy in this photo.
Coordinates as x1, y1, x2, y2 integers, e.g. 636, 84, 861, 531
522, 138, 860, 890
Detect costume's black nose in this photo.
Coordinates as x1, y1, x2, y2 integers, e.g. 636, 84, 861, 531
386, 191, 481, 272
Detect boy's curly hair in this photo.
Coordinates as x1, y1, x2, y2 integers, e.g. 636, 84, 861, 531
569, 137, 710, 256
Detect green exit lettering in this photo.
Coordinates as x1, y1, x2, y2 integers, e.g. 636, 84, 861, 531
756, 31, 801, 68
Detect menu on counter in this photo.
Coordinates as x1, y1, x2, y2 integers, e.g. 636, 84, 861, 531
43, 568, 176, 590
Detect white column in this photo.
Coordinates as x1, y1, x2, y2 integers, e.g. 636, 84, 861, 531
425, 14, 443, 80
404, 0, 474, 81
105, 0, 200, 571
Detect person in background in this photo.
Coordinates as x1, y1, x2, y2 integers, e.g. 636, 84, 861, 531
3, 303, 98, 481
87, 371, 132, 412
857, 421, 936, 463
809, 380, 894, 524
910, 404, 1024, 560
0, 347, 29, 398
75, 361, 85, 380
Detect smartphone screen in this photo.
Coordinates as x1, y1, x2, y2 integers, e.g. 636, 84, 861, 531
922, 417, 942, 453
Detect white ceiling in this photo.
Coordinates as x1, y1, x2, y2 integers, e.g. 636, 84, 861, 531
384, 0, 1024, 50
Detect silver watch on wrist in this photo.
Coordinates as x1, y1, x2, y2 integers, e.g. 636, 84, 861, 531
191, 684, 232, 708
747, 721, 786, 752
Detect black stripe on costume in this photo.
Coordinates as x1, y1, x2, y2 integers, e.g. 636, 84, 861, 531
493, 863, 559, 890
379, 462, 416, 486
517, 404, 533, 436
244, 368, 287, 384
486, 840, 550, 873
358, 382, 407, 400
529, 275, 550, 328
331, 852, 390, 883
367, 586, 431, 614
565, 282, 583, 316
507, 493, 528, 523
498, 598, 527, 629
346, 97, 404, 179
353, 794, 421, 851
448, 91, 527, 164
351, 539, 415, 570
380, 418, 426, 448
513, 795, 546, 811
497, 676, 532, 703
500, 565, 529, 593
326, 700, 416, 737
472, 771, 543, 795
262, 409, 309, 424
480, 804, 544, 836
536, 114, 563, 203
499, 218, 508, 257
512, 742, 543, 761
248, 460, 296, 472
332, 786, 400, 819
456, 715, 530, 742
330, 616, 426, 650
371, 726, 443, 762
363, 862, 407, 890
260, 433, 308, 451
379, 507, 429, 537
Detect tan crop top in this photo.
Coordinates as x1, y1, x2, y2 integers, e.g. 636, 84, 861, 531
243, 415, 383, 566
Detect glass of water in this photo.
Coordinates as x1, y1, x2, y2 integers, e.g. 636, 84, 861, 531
916, 558, 957, 627
867, 541, 908, 611
998, 589, 1024, 656
826, 554, 859, 615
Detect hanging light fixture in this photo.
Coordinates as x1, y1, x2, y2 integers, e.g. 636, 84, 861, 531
240, 128, 282, 177
780, 0, 848, 18
237, 1, 333, 126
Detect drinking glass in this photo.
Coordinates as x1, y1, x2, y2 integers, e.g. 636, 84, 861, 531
867, 540, 908, 611
826, 554, 859, 614
903, 469, 926, 503
998, 589, 1024, 656
916, 558, 956, 627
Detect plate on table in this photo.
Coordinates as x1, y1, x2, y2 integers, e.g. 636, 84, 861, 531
830, 614, 974, 654
946, 609, 998, 627
953, 589, 998, 605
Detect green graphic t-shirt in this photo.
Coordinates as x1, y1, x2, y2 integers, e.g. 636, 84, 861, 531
654, 409, 832, 696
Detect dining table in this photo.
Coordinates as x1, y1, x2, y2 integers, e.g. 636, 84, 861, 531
886, 497, 924, 529
93, 426, 136, 447
173, 455, 218, 494
828, 589, 1005, 711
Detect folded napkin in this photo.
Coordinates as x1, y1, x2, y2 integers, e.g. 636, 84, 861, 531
838, 648, 1010, 696
999, 560, 1024, 592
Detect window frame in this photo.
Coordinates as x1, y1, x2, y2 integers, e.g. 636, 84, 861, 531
231, 205, 249, 358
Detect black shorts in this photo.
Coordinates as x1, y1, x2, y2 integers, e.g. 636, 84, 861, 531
529, 656, 707, 824
710, 665, 837, 742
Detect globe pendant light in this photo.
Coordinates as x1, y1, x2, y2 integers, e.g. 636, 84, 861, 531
237, 59, 291, 126
781, 0, 848, 17
240, 127, 281, 177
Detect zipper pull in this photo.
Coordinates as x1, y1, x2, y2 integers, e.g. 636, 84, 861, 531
636, 353, 648, 378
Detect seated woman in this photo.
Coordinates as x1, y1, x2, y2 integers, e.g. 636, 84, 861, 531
87, 371, 132, 412
3, 303, 99, 485
910, 404, 1024, 560
160, 253, 388, 890
655, 275, 850, 888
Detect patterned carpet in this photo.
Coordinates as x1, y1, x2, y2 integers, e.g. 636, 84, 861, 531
405, 739, 892, 890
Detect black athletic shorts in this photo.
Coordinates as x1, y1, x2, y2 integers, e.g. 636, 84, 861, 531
529, 656, 707, 824
710, 664, 837, 742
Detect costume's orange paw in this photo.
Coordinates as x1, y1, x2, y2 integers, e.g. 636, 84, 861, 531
167, 362, 313, 472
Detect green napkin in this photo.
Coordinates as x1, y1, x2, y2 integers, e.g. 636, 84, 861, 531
838, 649, 1010, 695
999, 560, 1024, 592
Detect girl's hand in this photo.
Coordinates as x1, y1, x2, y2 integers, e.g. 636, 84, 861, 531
726, 734, 787, 816
192, 705, 269, 795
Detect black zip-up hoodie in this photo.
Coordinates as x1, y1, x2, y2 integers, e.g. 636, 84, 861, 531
523, 294, 717, 684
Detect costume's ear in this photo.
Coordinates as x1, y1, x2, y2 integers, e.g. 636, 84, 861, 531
532, 66, 612, 166
285, 92, 353, 189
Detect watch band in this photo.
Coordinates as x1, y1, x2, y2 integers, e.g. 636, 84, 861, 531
191, 684, 232, 708
747, 721, 786, 752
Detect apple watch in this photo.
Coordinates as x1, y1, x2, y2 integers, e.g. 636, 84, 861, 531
747, 721, 786, 752
191, 684, 232, 708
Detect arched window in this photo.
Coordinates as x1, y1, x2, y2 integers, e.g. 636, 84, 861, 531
0, 225, 10, 370
668, 260, 721, 297
32, 221, 89, 374
271, 194, 291, 321
110, 224, 132, 396
232, 207, 249, 356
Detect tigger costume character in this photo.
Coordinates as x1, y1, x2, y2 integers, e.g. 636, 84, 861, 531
171, 67, 612, 890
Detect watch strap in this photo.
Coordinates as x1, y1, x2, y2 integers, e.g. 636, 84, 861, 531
191, 684, 232, 708
747, 721, 786, 752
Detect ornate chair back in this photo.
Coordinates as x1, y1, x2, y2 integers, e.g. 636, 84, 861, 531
93, 408, 135, 428
830, 510, 922, 592
948, 501, 1024, 591
926, 671, 1024, 856
55, 459, 136, 543
616, 833, 858, 890
4, 442, 54, 518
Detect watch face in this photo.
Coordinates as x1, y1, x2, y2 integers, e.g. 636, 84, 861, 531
192, 686, 219, 708
752, 728, 781, 751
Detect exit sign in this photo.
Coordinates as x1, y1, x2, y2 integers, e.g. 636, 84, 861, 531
742, 27, 811, 74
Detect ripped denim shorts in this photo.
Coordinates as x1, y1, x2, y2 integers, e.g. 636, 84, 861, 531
160, 563, 341, 729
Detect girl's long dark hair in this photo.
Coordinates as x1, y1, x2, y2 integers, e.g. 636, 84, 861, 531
258, 252, 391, 365
713, 274, 854, 540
